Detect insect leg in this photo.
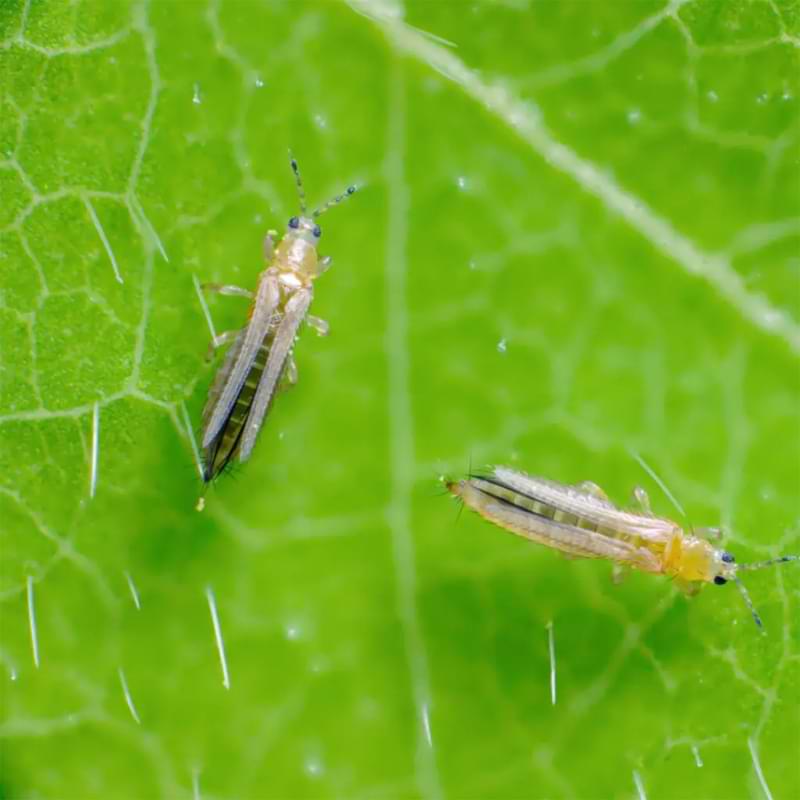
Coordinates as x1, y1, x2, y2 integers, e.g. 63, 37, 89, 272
631, 486, 653, 516
276, 354, 298, 394
202, 283, 253, 299
674, 577, 702, 597
206, 329, 241, 362
306, 314, 329, 337
318, 255, 332, 274
285, 354, 298, 385
695, 526, 723, 541
575, 481, 609, 501
612, 563, 630, 584
264, 230, 278, 261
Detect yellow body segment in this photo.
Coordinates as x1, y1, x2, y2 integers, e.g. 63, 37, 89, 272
662, 533, 717, 585
274, 235, 320, 280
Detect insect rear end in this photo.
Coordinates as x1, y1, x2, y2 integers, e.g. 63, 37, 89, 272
201, 327, 279, 482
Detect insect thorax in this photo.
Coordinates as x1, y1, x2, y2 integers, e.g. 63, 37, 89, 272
275, 234, 321, 281
663, 532, 715, 583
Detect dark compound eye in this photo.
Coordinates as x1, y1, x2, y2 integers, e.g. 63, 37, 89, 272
346, 185, 356, 195
312, 225, 322, 238
288, 216, 300, 229
721, 551, 735, 563
713, 576, 727, 586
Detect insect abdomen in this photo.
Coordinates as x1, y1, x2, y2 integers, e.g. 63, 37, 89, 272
202, 341, 271, 481
475, 476, 613, 535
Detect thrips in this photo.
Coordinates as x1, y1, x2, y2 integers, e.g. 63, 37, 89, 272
448, 466, 797, 628
199, 155, 357, 485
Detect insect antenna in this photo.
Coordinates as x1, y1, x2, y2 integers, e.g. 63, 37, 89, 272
732, 556, 797, 630
288, 151, 307, 214
736, 554, 799, 572
732, 576, 763, 630
313, 184, 357, 218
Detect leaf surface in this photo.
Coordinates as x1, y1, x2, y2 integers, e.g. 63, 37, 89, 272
1, 1, 798, 798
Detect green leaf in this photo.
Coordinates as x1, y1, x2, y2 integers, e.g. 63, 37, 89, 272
1, 1, 798, 798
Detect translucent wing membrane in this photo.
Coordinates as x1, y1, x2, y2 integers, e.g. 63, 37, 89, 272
492, 467, 677, 542
202, 273, 280, 448
201, 330, 247, 429
239, 287, 313, 461
201, 328, 284, 482
465, 476, 661, 572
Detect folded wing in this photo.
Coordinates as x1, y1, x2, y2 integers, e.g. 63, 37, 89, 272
239, 286, 313, 462
493, 467, 677, 543
202, 272, 280, 448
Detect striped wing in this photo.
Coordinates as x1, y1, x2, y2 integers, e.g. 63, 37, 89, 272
239, 286, 313, 462
201, 329, 247, 429
465, 478, 661, 572
202, 272, 280, 448
493, 467, 677, 543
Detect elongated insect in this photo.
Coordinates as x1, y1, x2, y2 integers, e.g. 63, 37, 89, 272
447, 466, 798, 628
199, 155, 356, 483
